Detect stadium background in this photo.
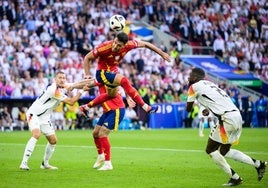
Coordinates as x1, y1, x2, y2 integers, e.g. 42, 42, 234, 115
0, 0, 267, 130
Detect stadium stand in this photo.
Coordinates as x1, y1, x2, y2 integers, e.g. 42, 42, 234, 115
0, 0, 267, 129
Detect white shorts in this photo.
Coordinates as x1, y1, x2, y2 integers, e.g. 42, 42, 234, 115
26, 113, 55, 136
209, 111, 242, 144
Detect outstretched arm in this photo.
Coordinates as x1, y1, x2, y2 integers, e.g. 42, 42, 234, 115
66, 78, 96, 91
137, 40, 171, 62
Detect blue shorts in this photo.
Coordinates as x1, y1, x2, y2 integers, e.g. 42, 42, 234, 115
97, 108, 125, 130
96, 70, 118, 88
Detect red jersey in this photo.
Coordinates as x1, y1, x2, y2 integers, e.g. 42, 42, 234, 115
99, 85, 125, 112
92, 40, 138, 72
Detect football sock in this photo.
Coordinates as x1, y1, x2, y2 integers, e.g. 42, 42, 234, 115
120, 77, 146, 108
210, 150, 233, 178
87, 93, 112, 107
94, 137, 103, 154
199, 122, 204, 135
22, 137, 37, 163
43, 143, 56, 165
99, 137, 111, 161
225, 149, 256, 166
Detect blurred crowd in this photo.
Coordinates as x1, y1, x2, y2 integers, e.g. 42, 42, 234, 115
0, 0, 268, 130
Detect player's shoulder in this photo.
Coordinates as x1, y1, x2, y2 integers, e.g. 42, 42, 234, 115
46, 83, 60, 94
97, 41, 113, 51
126, 40, 138, 47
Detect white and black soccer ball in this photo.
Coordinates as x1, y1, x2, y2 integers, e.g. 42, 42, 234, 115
109, 15, 126, 32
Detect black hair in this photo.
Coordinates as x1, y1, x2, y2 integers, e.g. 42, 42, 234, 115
116, 32, 129, 44
192, 68, 205, 79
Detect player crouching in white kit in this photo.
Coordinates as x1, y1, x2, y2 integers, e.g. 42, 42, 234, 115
186, 68, 267, 186
19, 71, 91, 170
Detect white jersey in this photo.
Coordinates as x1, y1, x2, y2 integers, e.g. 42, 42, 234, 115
27, 83, 67, 118
187, 80, 238, 116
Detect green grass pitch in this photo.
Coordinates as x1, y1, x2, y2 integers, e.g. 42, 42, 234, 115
0, 128, 267, 188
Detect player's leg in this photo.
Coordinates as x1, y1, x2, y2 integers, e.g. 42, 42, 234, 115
20, 114, 41, 170
40, 122, 58, 170
221, 112, 267, 182
82, 70, 118, 108
113, 74, 158, 113
222, 146, 267, 181
92, 124, 105, 169
97, 127, 112, 171
199, 117, 204, 137
97, 108, 125, 171
206, 138, 243, 186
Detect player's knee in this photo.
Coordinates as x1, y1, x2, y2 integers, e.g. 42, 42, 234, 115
120, 77, 130, 87
92, 130, 98, 138
205, 146, 215, 154
50, 140, 57, 145
32, 130, 41, 139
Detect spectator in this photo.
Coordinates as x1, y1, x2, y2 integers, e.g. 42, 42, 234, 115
213, 34, 225, 59
124, 106, 141, 129
0, 106, 13, 131
243, 96, 255, 128
255, 95, 268, 127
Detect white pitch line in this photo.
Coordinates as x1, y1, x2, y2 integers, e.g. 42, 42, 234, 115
0, 143, 268, 155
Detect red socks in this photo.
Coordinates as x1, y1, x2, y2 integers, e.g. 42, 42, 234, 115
99, 137, 110, 160
87, 93, 111, 107
88, 77, 146, 108
94, 137, 103, 154
120, 77, 145, 106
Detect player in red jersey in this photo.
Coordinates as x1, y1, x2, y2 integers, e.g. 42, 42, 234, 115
80, 32, 171, 114
83, 84, 135, 170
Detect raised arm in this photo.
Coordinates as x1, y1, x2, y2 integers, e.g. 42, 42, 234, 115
137, 40, 171, 62
83, 50, 96, 79
66, 78, 96, 91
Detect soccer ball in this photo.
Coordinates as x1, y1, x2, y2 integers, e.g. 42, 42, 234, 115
109, 15, 126, 32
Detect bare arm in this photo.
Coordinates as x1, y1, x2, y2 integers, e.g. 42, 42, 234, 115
137, 40, 171, 62
62, 85, 88, 105
126, 95, 136, 108
66, 78, 96, 91
83, 51, 96, 78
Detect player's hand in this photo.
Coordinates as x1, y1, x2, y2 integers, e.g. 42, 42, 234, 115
79, 105, 90, 118
162, 52, 171, 62
202, 109, 210, 116
82, 84, 91, 91
126, 95, 136, 108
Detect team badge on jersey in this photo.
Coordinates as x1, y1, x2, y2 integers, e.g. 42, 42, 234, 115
115, 56, 120, 61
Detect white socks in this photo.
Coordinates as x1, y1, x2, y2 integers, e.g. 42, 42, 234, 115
43, 143, 56, 165
199, 122, 204, 136
225, 149, 257, 167
210, 150, 233, 178
22, 137, 38, 164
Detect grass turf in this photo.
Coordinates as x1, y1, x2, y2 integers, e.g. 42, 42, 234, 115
0, 128, 267, 188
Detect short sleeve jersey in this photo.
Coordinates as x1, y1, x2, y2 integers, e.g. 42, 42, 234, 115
27, 83, 67, 117
187, 80, 238, 115
93, 40, 138, 72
